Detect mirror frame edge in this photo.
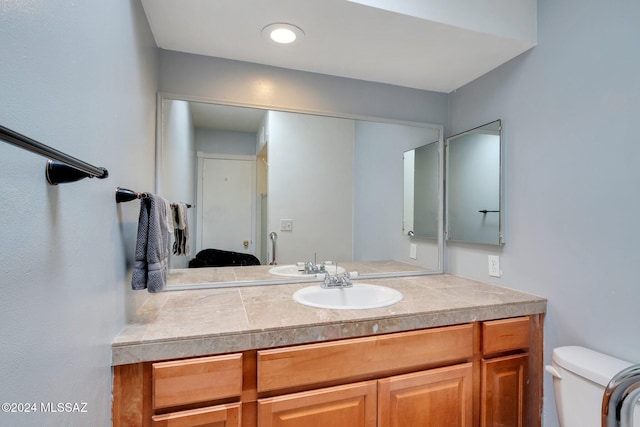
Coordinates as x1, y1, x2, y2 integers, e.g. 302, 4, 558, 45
155, 91, 445, 289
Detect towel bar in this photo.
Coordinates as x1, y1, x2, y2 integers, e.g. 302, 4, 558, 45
115, 187, 148, 203
115, 187, 191, 208
0, 124, 109, 185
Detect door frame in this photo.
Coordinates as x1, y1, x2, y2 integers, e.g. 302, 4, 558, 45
196, 152, 257, 257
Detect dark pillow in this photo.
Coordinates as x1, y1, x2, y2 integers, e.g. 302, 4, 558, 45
188, 248, 261, 268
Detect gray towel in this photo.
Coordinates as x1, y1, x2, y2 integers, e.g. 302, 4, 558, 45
131, 193, 170, 293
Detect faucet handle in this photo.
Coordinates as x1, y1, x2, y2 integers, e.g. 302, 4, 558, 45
342, 271, 352, 286
323, 273, 332, 286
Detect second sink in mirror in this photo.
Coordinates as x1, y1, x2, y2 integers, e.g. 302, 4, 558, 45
269, 264, 346, 277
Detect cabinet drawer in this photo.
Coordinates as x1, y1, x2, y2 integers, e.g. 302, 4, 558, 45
482, 316, 530, 356
257, 324, 473, 393
151, 402, 241, 427
153, 353, 243, 409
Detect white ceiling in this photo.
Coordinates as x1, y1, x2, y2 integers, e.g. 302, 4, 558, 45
141, 0, 536, 93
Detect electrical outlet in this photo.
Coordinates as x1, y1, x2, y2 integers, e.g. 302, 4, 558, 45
488, 255, 501, 277
280, 219, 293, 231
409, 243, 417, 259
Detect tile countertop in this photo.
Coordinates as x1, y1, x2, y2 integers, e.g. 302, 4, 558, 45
112, 274, 547, 366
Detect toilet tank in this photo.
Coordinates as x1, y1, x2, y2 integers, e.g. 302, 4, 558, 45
548, 346, 640, 427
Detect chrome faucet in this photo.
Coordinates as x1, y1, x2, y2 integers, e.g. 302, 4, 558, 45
322, 271, 352, 289
302, 260, 326, 274
298, 253, 328, 274
602, 364, 640, 427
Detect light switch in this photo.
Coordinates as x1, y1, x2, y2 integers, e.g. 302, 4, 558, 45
280, 219, 293, 231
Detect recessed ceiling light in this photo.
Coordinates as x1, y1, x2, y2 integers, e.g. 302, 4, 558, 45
262, 23, 304, 45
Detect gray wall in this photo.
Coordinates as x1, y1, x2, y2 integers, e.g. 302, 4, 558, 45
447, 0, 640, 425
196, 129, 257, 156
158, 50, 448, 125
162, 100, 195, 269
0, 1, 157, 426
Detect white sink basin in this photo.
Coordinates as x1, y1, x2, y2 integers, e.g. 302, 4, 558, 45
269, 264, 345, 277
293, 283, 403, 310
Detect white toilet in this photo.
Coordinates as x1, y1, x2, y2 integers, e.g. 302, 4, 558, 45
547, 346, 640, 427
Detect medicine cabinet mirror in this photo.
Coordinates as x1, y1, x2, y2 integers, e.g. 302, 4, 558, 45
445, 119, 504, 245
403, 140, 440, 238
157, 95, 444, 288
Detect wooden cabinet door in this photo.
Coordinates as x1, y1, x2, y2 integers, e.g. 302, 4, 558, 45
378, 363, 473, 427
151, 402, 241, 427
482, 353, 528, 427
257, 381, 377, 427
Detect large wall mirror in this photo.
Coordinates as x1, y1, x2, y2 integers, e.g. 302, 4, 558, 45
445, 119, 504, 245
157, 94, 444, 288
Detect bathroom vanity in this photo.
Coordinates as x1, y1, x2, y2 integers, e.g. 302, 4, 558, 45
112, 275, 546, 427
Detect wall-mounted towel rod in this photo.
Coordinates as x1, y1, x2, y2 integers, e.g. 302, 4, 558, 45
115, 187, 148, 203
0, 124, 109, 185
115, 187, 192, 208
